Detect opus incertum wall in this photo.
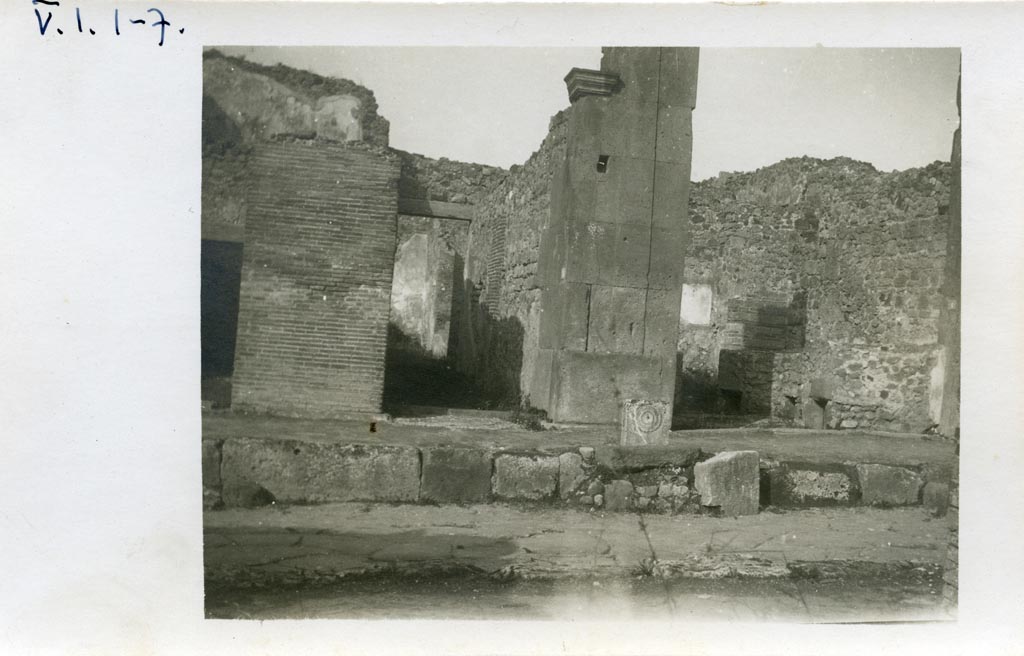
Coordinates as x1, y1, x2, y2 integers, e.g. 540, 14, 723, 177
230, 141, 401, 417
530, 47, 699, 423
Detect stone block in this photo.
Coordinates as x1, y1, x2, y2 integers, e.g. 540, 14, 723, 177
643, 287, 683, 358
493, 454, 559, 500
857, 464, 923, 506
527, 348, 555, 411
557, 282, 589, 352
595, 444, 703, 472
595, 157, 654, 225
652, 160, 692, 227
202, 487, 222, 510
588, 285, 645, 354
565, 222, 601, 284
604, 480, 635, 511
558, 452, 587, 500
657, 48, 700, 110
694, 451, 760, 516
647, 226, 686, 290
579, 446, 596, 462
655, 105, 694, 165
220, 438, 421, 505
220, 480, 274, 509
602, 48, 663, 106
923, 481, 950, 517
202, 439, 222, 489
585, 97, 658, 160
549, 351, 672, 423
768, 463, 857, 507
420, 447, 493, 504
619, 399, 671, 446
598, 223, 651, 288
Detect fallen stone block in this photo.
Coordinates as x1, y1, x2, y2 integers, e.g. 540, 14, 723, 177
620, 399, 670, 446
768, 463, 857, 507
558, 452, 587, 500
220, 438, 421, 505
856, 464, 923, 506
694, 451, 759, 516
492, 454, 559, 500
420, 447, 493, 504
604, 480, 634, 511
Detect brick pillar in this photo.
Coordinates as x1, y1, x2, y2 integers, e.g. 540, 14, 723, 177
530, 48, 699, 423
231, 141, 400, 418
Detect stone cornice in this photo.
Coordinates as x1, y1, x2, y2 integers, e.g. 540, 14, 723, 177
564, 68, 621, 103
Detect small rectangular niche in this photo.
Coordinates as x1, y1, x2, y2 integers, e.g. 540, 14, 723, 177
596, 155, 610, 173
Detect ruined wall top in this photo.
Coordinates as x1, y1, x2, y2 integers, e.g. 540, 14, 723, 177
202, 50, 390, 153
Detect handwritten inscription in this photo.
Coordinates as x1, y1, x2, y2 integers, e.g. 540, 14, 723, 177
32, 1, 185, 46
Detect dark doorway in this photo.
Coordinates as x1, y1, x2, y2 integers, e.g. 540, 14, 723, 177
201, 239, 243, 405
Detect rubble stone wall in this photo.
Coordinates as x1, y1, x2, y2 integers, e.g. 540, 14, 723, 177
453, 112, 570, 406
680, 157, 953, 432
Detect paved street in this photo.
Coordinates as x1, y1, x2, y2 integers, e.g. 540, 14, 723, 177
205, 502, 951, 621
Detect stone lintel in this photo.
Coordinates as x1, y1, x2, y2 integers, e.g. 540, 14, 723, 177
565, 68, 621, 103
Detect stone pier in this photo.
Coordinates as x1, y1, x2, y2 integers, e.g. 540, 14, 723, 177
530, 47, 699, 423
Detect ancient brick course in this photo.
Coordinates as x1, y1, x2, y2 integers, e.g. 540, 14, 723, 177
231, 140, 401, 416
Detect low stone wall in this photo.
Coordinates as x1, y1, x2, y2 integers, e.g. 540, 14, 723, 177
203, 437, 950, 514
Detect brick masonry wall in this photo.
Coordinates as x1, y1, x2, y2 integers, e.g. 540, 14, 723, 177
231, 140, 401, 417
680, 157, 953, 432
454, 111, 569, 406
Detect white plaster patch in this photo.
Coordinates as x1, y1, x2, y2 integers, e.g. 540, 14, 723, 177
680, 283, 713, 325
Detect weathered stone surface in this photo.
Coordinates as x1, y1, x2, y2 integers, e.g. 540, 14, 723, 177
857, 464, 923, 506
549, 351, 673, 423
202, 439, 222, 489
203, 487, 223, 511
595, 444, 703, 473
558, 452, 587, 500
604, 480, 634, 512
220, 480, 275, 509
923, 481, 949, 517
694, 451, 760, 516
586, 480, 605, 497
619, 399, 671, 446
420, 447, 493, 504
579, 446, 595, 462
492, 455, 559, 500
220, 438, 420, 505
588, 285, 646, 354
768, 464, 857, 507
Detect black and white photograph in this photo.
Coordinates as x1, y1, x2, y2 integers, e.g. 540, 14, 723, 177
6, 2, 1024, 653
200, 45, 961, 622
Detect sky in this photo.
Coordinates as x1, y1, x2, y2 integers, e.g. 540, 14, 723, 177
216, 46, 960, 181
